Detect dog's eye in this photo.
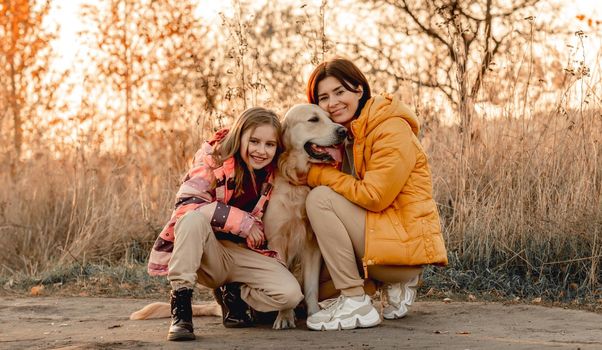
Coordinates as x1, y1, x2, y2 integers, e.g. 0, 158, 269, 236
308, 116, 319, 123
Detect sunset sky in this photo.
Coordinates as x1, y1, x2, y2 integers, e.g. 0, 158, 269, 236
40, 0, 601, 128
49, 0, 602, 72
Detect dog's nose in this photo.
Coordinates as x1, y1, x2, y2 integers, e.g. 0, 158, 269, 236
336, 126, 347, 139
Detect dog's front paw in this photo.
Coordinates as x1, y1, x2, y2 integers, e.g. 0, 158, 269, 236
272, 309, 296, 329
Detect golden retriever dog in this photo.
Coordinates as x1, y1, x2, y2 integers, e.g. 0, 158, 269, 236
130, 104, 346, 329
265, 104, 346, 329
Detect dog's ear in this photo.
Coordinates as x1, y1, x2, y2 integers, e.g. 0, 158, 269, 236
278, 152, 301, 184
280, 116, 294, 152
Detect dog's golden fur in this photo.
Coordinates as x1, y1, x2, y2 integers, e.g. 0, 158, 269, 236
129, 104, 346, 328
264, 104, 347, 329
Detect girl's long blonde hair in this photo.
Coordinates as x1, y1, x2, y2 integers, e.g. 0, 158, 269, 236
213, 107, 283, 196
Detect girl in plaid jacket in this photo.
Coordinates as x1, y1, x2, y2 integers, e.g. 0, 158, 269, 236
148, 107, 303, 341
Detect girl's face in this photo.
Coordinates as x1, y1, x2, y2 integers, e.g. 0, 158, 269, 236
316, 76, 363, 127
240, 124, 278, 170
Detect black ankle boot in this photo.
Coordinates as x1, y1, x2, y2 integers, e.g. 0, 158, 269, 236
167, 288, 195, 341
213, 282, 254, 328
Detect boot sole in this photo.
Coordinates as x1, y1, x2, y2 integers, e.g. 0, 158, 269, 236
223, 321, 254, 328
167, 332, 196, 341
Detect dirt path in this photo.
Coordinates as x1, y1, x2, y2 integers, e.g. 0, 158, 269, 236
1, 296, 600, 349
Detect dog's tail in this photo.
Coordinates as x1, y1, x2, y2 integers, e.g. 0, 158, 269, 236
129, 302, 222, 320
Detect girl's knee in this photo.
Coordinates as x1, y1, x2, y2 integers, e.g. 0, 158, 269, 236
264, 272, 304, 310
175, 210, 212, 239
176, 210, 206, 226
278, 283, 304, 310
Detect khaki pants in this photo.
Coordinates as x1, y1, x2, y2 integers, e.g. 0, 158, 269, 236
306, 186, 423, 297
168, 205, 303, 312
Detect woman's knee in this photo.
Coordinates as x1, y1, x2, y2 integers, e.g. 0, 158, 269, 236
305, 186, 336, 212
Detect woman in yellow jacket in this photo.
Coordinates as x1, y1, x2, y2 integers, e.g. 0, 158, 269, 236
304, 58, 448, 331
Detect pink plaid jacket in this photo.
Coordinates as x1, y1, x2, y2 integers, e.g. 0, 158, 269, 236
147, 130, 276, 276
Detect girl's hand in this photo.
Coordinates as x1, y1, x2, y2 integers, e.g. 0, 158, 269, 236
246, 223, 265, 249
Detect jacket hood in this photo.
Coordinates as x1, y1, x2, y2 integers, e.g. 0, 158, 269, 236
352, 94, 420, 139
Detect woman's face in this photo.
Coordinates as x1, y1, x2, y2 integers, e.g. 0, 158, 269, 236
316, 76, 363, 127
240, 124, 278, 170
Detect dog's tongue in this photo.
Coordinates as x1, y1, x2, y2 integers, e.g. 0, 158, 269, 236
318, 145, 343, 163
326, 146, 343, 163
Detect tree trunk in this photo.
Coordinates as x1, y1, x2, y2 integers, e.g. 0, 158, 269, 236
123, 0, 131, 155
9, 55, 21, 158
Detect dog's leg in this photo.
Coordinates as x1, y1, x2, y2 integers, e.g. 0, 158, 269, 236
266, 237, 296, 330
273, 309, 296, 329
302, 244, 322, 316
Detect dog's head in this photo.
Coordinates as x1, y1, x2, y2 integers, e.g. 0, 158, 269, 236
281, 104, 347, 165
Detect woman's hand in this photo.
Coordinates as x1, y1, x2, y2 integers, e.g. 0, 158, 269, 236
246, 222, 265, 249
307, 164, 332, 187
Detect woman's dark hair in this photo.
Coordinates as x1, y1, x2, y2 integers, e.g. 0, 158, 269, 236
306, 57, 371, 117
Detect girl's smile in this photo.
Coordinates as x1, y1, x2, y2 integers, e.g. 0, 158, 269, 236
240, 124, 278, 170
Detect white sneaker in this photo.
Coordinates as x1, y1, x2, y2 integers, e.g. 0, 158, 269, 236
306, 294, 382, 331
382, 274, 419, 320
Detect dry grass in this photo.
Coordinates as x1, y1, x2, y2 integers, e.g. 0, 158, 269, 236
426, 106, 601, 299
0, 150, 188, 277
1, 105, 599, 301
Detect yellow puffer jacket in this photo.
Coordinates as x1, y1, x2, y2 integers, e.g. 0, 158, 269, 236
308, 94, 448, 275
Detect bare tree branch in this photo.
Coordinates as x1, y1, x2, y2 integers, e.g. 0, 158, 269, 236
384, 0, 454, 56
471, 29, 512, 97
492, 0, 540, 17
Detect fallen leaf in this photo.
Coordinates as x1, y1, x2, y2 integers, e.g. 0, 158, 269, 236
456, 331, 471, 335
443, 297, 452, 303
532, 297, 542, 304
31, 285, 45, 296
108, 324, 122, 329
433, 330, 449, 334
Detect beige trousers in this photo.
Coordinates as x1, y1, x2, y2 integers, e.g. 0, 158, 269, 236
306, 186, 423, 297
168, 204, 304, 312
